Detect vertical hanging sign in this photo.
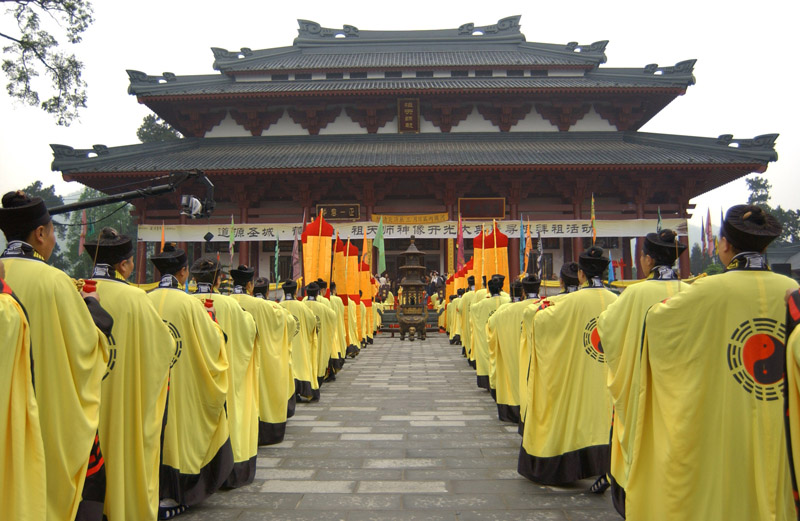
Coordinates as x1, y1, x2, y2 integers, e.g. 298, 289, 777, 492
398, 98, 420, 133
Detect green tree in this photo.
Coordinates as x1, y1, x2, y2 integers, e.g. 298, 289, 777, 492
63, 187, 135, 278
1, 0, 93, 126
137, 114, 181, 143
745, 176, 800, 244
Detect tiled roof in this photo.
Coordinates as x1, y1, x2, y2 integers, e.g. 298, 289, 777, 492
51, 132, 777, 175
128, 73, 691, 98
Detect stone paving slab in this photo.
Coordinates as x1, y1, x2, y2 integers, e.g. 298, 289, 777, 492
178, 333, 617, 520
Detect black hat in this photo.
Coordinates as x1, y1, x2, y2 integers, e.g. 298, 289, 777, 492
150, 243, 188, 274
449, 294, 457, 301
488, 278, 502, 294
306, 282, 320, 296
457, 288, 465, 296
83, 227, 134, 265
560, 262, 580, 285
578, 246, 608, 277
190, 257, 222, 283
0, 191, 52, 240
253, 276, 270, 295
643, 229, 687, 265
720, 204, 782, 252
316, 278, 328, 290
282, 280, 297, 294
521, 274, 541, 294
231, 264, 255, 285
467, 275, 475, 286
510, 280, 524, 299
491, 274, 505, 284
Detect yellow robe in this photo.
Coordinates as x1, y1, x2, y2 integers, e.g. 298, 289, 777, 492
471, 294, 510, 388
785, 290, 800, 515
329, 294, 348, 366
95, 277, 173, 521
304, 298, 337, 381
596, 274, 688, 500
459, 290, 478, 359
628, 268, 797, 521
452, 297, 463, 340
148, 284, 230, 505
346, 296, 358, 349
281, 297, 319, 399
520, 286, 617, 485
0, 284, 45, 521
231, 292, 292, 445
489, 298, 537, 423
3, 256, 108, 520
467, 289, 488, 363
192, 290, 258, 487
360, 301, 367, 343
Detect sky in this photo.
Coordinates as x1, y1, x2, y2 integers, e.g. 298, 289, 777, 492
1, 0, 798, 248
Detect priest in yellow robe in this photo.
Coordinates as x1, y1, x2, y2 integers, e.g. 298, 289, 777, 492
0, 262, 45, 521
519, 246, 617, 485
595, 229, 688, 512
627, 205, 797, 521
1, 191, 111, 521
460, 276, 479, 367
255, 276, 297, 419
148, 245, 231, 518
304, 282, 337, 386
84, 229, 174, 521
324, 280, 348, 371
471, 276, 510, 391
190, 258, 258, 488
281, 280, 320, 402
231, 268, 292, 445
785, 288, 800, 515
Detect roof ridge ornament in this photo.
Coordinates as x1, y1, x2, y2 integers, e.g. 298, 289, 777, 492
50, 144, 109, 160
297, 19, 360, 38
211, 47, 254, 60
458, 15, 521, 36
566, 41, 609, 53
644, 59, 696, 75
716, 133, 779, 150
126, 70, 178, 84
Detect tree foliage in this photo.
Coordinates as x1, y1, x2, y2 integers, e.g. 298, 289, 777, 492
689, 242, 722, 275
137, 114, 181, 143
1, 0, 93, 125
745, 176, 799, 244
63, 187, 136, 278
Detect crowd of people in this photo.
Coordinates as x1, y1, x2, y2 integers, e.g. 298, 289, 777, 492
0, 191, 383, 521
3, 187, 800, 521
439, 204, 800, 520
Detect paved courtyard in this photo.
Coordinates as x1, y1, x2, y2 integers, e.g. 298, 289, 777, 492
182, 332, 618, 520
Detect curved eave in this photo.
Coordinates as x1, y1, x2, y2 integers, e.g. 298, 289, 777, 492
136, 86, 687, 103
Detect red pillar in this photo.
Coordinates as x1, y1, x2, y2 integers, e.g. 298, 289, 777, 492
678, 235, 690, 278
136, 241, 147, 284
622, 237, 633, 280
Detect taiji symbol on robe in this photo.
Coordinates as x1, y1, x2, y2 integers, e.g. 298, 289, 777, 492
583, 317, 604, 363
727, 318, 785, 401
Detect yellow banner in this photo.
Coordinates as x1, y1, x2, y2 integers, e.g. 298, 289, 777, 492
371, 213, 449, 225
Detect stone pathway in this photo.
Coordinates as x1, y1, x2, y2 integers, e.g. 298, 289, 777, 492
181, 332, 618, 520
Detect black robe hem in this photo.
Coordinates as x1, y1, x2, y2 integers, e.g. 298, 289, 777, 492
311, 389, 320, 402
517, 443, 610, 486
489, 388, 497, 401
332, 357, 345, 371
469, 359, 476, 370
286, 393, 296, 418
223, 455, 257, 489
518, 421, 524, 436
497, 403, 520, 423
295, 379, 313, 400
160, 438, 234, 506
367, 336, 373, 344
476, 375, 489, 390
453, 335, 461, 345
258, 420, 286, 446
346, 345, 359, 357
609, 473, 626, 518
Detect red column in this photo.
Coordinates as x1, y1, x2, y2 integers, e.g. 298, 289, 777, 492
136, 241, 147, 284
678, 235, 690, 278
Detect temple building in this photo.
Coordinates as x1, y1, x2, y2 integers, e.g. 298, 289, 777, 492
50, 16, 779, 283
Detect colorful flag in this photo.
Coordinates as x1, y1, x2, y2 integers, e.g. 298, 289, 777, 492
229, 215, 235, 267
706, 208, 715, 258
608, 251, 615, 283
536, 231, 544, 279
519, 215, 525, 274
456, 214, 465, 271
374, 217, 386, 275
657, 206, 663, 232
523, 220, 532, 274
591, 193, 597, 245
78, 210, 87, 255
159, 220, 165, 253
291, 227, 301, 281
701, 216, 707, 256
274, 233, 280, 286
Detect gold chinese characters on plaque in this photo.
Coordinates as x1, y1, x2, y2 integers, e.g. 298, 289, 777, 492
317, 204, 360, 221
397, 98, 419, 134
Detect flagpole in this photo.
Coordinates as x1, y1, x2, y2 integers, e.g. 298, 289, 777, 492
493, 219, 499, 284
